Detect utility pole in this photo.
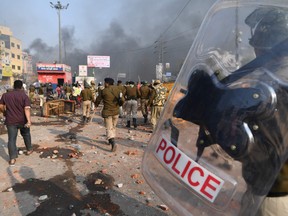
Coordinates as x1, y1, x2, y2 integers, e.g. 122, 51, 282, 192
50, 1, 69, 64
154, 37, 166, 64
154, 37, 166, 80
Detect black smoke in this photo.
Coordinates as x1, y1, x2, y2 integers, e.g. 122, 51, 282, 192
26, 0, 216, 83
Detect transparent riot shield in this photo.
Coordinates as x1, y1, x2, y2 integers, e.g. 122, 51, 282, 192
142, 0, 288, 215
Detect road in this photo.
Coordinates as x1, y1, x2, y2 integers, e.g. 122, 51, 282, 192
0, 107, 177, 216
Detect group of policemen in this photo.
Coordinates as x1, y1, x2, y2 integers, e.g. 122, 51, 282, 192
79, 79, 166, 123
90, 77, 168, 152
81, 78, 168, 128
27, 78, 168, 130
115, 79, 168, 130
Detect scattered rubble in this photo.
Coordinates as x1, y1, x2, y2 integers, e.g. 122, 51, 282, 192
124, 150, 139, 156
138, 191, 146, 195
158, 204, 169, 211
116, 183, 123, 188
135, 179, 144, 184
38, 195, 48, 201
0, 110, 176, 216
131, 174, 140, 179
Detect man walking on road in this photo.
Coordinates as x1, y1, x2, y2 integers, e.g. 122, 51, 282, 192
117, 80, 126, 118
90, 80, 97, 111
80, 81, 93, 123
138, 81, 151, 123
125, 81, 139, 128
149, 80, 167, 130
95, 78, 124, 152
0, 80, 33, 166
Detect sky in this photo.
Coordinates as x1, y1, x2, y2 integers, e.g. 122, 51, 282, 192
0, 0, 216, 82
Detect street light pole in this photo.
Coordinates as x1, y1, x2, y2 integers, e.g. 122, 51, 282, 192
50, 1, 69, 64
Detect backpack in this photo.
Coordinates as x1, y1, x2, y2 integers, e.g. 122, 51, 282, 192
153, 86, 167, 106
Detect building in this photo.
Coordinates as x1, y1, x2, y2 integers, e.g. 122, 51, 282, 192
36, 63, 72, 89
0, 26, 31, 85
22, 51, 33, 83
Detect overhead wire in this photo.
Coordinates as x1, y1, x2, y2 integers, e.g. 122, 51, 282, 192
156, 0, 192, 41
98, 0, 193, 55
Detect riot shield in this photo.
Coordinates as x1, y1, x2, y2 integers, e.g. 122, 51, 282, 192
142, 0, 288, 215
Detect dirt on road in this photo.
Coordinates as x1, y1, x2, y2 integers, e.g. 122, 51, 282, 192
0, 107, 177, 216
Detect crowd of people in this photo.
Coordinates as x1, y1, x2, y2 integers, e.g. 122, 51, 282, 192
0, 78, 168, 165
26, 79, 168, 126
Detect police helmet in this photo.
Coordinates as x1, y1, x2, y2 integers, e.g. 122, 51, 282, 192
246, 7, 288, 50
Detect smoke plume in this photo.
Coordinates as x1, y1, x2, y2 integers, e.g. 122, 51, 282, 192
26, 0, 216, 83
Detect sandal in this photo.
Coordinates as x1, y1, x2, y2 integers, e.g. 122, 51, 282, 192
9, 159, 16, 166
26, 150, 34, 155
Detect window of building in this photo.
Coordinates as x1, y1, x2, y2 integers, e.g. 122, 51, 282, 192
17, 55, 20, 60
12, 65, 15, 69
11, 42, 15, 47
17, 44, 20, 49
11, 53, 15, 58
17, 66, 21, 70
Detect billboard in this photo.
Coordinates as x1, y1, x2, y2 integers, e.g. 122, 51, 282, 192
2, 65, 12, 77
79, 65, 88, 77
87, 55, 110, 68
36, 63, 71, 73
117, 73, 126, 79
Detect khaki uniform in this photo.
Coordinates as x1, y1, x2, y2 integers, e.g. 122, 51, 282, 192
95, 85, 123, 139
257, 161, 288, 216
138, 84, 151, 122
90, 83, 97, 110
125, 85, 139, 121
117, 84, 126, 95
80, 88, 93, 119
97, 85, 104, 96
29, 86, 35, 103
117, 84, 126, 117
38, 86, 45, 105
64, 85, 72, 100
149, 83, 167, 130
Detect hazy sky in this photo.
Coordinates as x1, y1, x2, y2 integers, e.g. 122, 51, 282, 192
0, 0, 216, 81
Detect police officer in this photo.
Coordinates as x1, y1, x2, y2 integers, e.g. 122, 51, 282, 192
149, 80, 167, 130
28, 84, 35, 103
117, 80, 126, 118
64, 82, 72, 100
97, 82, 104, 94
46, 82, 54, 101
138, 81, 151, 123
90, 80, 97, 111
80, 81, 93, 123
95, 78, 124, 152
244, 7, 288, 216
125, 81, 139, 128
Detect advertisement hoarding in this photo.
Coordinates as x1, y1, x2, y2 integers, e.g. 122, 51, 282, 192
79, 65, 88, 77
2, 65, 12, 77
87, 55, 110, 68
